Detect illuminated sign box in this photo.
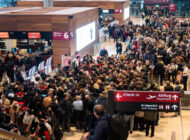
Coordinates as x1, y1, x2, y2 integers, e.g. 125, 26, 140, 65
52, 32, 71, 40
28, 32, 41, 39
76, 21, 96, 51
0, 32, 9, 39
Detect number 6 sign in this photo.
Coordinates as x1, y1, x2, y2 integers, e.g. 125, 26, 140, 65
63, 32, 69, 40
52, 32, 72, 40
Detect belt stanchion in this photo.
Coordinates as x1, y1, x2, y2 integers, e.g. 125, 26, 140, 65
22, 55, 53, 82
108, 90, 181, 113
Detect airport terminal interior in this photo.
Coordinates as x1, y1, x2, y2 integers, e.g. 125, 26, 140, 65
0, 0, 190, 140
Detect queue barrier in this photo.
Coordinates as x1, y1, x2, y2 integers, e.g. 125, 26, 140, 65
23, 56, 52, 82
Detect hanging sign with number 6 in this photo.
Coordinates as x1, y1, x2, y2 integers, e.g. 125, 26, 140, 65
52, 32, 72, 40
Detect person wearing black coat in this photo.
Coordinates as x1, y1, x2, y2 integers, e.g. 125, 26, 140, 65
154, 60, 165, 85
58, 95, 72, 132
116, 41, 123, 57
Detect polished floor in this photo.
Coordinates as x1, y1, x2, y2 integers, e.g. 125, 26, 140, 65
62, 111, 190, 140
63, 18, 190, 140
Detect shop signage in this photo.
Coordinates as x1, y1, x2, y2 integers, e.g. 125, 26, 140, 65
169, 4, 176, 12
0, 32, 9, 39
113, 91, 180, 112
28, 32, 41, 39
115, 9, 122, 14
52, 32, 73, 40
144, 0, 171, 4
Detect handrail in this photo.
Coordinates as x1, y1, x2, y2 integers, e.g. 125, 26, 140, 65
171, 131, 176, 140
0, 128, 28, 140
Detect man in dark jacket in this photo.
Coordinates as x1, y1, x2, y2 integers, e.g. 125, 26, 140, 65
99, 48, 108, 58
83, 105, 110, 140
116, 40, 122, 57
154, 60, 165, 85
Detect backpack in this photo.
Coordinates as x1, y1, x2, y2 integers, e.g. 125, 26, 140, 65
109, 113, 129, 140
54, 127, 63, 140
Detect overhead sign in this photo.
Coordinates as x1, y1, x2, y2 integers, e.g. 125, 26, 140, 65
115, 9, 122, 14
52, 32, 72, 40
169, 4, 176, 12
112, 91, 180, 112
144, 0, 171, 4
28, 32, 41, 39
0, 32, 9, 39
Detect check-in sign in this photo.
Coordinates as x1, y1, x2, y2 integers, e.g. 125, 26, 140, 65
112, 91, 180, 112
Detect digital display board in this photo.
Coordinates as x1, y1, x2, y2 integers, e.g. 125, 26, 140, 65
28, 32, 41, 39
0, 32, 9, 39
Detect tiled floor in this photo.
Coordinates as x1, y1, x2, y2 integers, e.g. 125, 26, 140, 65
63, 18, 190, 140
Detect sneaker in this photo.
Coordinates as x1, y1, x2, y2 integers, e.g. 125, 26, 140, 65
151, 134, 154, 137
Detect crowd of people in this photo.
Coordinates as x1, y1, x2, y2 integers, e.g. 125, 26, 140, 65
0, 14, 189, 140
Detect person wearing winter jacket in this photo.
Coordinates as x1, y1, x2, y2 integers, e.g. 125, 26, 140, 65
83, 105, 110, 140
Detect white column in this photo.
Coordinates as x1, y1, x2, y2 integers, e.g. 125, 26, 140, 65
43, 0, 53, 7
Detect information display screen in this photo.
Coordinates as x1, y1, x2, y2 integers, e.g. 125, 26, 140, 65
28, 32, 41, 39
0, 32, 9, 38
76, 21, 96, 51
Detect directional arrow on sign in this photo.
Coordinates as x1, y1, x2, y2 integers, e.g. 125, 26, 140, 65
172, 95, 179, 101
116, 94, 122, 100
172, 105, 178, 111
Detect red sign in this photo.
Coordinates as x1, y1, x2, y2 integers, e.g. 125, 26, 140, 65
0, 32, 9, 39
115, 9, 122, 14
144, 0, 171, 4
169, 4, 176, 12
114, 91, 180, 103
28, 32, 41, 39
52, 32, 72, 40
